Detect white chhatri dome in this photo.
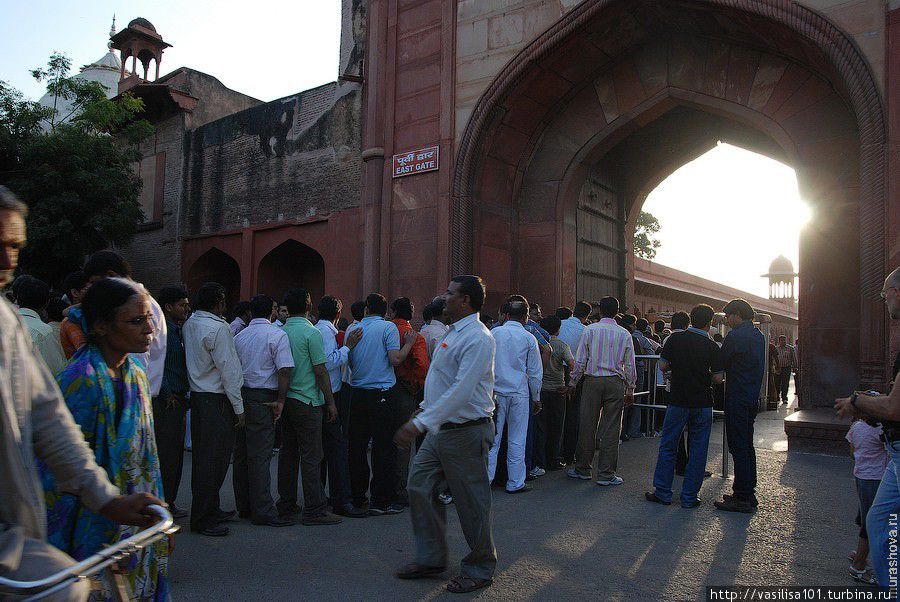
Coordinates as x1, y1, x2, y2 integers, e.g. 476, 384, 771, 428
37, 19, 126, 128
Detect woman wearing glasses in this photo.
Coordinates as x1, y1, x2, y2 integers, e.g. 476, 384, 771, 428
39, 277, 171, 601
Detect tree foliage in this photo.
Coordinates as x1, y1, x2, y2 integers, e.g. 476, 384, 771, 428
634, 210, 662, 260
0, 53, 153, 286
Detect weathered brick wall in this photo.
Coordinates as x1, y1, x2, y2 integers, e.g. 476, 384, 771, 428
184, 83, 362, 236
121, 114, 187, 296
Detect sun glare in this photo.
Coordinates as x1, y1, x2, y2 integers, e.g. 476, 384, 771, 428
642, 143, 805, 298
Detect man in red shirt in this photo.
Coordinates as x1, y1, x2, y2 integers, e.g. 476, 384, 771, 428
390, 297, 430, 505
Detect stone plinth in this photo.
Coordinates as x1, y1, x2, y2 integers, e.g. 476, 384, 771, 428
784, 409, 850, 456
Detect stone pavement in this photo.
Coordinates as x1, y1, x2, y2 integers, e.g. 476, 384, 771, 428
169, 405, 858, 601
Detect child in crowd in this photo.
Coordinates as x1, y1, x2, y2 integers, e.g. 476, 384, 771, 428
846, 417, 888, 584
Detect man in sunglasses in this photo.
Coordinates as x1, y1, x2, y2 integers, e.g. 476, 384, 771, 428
835, 266, 900, 590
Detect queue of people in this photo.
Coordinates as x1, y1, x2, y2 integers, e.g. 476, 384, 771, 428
6, 180, 877, 597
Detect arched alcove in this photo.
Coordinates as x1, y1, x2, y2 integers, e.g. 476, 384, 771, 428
186, 248, 241, 310
256, 240, 325, 304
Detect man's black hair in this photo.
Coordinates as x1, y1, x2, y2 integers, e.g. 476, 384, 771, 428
541, 315, 562, 335
15, 275, 50, 311
350, 300, 366, 321
47, 297, 68, 322
450, 275, 486, 311
621, 313, 637, 328
366, 293, 388, 317
635, 318, 649, 332
573, 301, 592, 319
507, 300, 529, 320
690, 304, 715, 329
250, 295, 276, 319
232, 300, 251, 320
83, 250, 132, 279
654, 319, 666, 333
499, 302, 511, 316
555, 307, 573, 320
62, 270, 88, 298
713, 333, 724, 343
318, 295, 342, 322
390, 297, 414, 321
598, 296, 619, 318
722, 298, 755, 321
430, 297, 446, 319
671, 311, 690, 330
283, 288, 311, 315
422, 304, 433, 322
158, 285, 189, 308
195, 282, 226, 312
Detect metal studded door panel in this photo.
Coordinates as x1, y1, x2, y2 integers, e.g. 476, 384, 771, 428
576, 170, 625, 302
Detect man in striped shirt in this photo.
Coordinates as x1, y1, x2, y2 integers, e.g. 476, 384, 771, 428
567, 296, 636, 486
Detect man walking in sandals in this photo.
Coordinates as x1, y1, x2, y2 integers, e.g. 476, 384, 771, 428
392, 275, 497, 594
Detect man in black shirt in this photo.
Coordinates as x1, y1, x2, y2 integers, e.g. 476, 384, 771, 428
646, 304, 724, 508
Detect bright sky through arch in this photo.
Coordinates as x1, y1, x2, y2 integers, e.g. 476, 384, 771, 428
641, 143, 811, 299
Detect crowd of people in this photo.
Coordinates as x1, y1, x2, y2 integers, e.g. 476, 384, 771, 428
4, 181, 900, 598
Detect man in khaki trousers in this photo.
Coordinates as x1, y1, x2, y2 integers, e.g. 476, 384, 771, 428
566, 296, 636, 486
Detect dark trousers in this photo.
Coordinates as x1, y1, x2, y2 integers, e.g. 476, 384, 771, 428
561, 380, 582, 464
233, 388, 277, 523
394, 385, 418, 503
321, 385, 352, 508
778, 367, 792, 400
525, 406, 542, 471
348, 386, 399, 508
724, 398, 758, 499
540, 390, 566, 466
189, 392, 236, 532
794, 371, 801, 402
277, 398, 326, 518
151, 394, 186, 505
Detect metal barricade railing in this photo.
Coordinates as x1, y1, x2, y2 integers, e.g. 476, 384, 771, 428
0, 504, 177, 601
631, 355, 730, 478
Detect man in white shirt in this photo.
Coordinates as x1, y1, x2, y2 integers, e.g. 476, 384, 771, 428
488, 299, 543, 493
15, 275, 65, 374
393, 275, 497, 594
315, 295, 365, 518
82, 250, 167, 398
233, 295, 295, 527
182, 282, 245, 537
420, 296, 449, 359
229, 301, 251, 337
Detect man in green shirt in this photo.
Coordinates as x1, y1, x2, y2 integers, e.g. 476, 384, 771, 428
276, 287, 342, 525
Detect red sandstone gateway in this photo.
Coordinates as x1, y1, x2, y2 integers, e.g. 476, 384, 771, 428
115, 2, 897, 450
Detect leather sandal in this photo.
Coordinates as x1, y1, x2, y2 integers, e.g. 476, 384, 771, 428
446, 574, 493, 594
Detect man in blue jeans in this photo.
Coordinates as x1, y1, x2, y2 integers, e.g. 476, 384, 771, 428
646, 304, 724, 508
835, 266, 900, 591
714, 299, 766, 513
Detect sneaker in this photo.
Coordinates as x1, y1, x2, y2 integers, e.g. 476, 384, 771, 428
566, 468, 591, 480
332, 503, 368, 518
506, 484, 532, 494
528, 467, 546, 478
437, 492, 453, 505
681, 497, 702, 509
369, 503, 405, 516
596, 476, 624, 486
169, 504, 188, 519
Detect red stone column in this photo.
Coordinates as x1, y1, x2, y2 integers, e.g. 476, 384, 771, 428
887, 6, 900, 374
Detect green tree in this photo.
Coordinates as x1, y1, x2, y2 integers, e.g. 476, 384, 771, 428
633, 210, 662, 260
0, 53, 153, 286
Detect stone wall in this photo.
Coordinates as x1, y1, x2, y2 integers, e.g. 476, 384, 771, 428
184, 82, 362, 236
455, 0, 886, 145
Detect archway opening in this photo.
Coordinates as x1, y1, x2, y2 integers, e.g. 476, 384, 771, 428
256, 240, 325, 304
455, 0, 888, 406
187, 248, 241, 310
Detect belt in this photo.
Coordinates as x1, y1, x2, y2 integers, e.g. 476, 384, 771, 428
440, 417, 490, 431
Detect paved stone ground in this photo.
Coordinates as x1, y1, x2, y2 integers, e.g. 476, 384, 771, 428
169, 399, 859, 601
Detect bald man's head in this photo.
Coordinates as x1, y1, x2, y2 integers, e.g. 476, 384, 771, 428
884, 267, 900, 320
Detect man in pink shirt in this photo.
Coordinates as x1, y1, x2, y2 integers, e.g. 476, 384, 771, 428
567, 296, 636, 486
